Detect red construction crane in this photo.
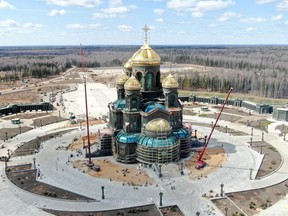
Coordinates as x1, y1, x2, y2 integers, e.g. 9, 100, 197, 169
195, 87, 233, 169
80, 44, 93, 166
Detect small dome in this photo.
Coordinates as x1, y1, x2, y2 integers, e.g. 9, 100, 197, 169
131, 43, 161, 66
124, 58, 133, 69
144, 102, 166, 113
145, 118, 171, 132
116, 73, 129, 85
124, 75, 141, 91
162, 74, 179, 89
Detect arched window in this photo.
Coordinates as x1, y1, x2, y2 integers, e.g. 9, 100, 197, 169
156, 71, 160, 88
168, 95, 175, 107
136, 72, 142, 82
145, 72, 154, 91
131, 97, 138, 110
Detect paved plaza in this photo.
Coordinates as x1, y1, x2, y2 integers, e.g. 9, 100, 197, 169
1, 73, 288, 216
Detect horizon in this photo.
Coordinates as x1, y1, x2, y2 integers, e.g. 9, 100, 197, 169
1, 43, 288, 48
1, 0, 288, 46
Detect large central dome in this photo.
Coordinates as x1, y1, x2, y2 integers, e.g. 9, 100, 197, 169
145, 118, 171, 132
130, 43, 161, 66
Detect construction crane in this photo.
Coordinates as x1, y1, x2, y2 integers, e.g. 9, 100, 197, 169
195, 87, 233, 170
80, 43, 93, 166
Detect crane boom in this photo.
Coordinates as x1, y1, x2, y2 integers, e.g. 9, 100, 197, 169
80, 44, 93, 166
195, 87, 233, 169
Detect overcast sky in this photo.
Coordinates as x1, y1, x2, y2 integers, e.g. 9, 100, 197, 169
0, 0, 288, 46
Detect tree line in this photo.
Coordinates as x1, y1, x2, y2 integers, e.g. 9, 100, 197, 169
0, 45, 287, 98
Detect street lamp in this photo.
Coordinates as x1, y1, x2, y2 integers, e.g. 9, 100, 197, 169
159, 192, 163, 206
220, 183, 224, 197
159, 164, 162, 178
101, 186, 105, 199
33, 158, 36, 169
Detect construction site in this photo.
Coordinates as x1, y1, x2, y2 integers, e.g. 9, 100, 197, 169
1, 37, 288, 216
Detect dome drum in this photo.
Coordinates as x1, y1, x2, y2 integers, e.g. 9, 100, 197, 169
136, 137, 180, 164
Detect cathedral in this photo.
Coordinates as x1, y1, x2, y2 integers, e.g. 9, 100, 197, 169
105, 26, 191, 164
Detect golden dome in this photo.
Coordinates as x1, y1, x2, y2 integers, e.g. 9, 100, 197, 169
162, 74, 179, 89
124, 58, 133, 69
124, 75, 141, 90
145, 118, 171, 132
116, 73, 129, 85
131, 43, 161, 66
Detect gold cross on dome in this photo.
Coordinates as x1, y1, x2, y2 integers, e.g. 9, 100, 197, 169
142, 24, 150, 44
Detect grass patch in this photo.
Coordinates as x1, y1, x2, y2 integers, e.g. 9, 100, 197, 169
259, 120, 272, 130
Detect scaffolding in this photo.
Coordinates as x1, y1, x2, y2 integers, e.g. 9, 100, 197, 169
136, 132, 180, 164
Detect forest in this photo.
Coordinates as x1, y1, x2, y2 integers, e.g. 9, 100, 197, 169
0, 45, 287, 99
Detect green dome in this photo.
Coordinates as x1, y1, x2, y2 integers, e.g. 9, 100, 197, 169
145, 118, 171, 132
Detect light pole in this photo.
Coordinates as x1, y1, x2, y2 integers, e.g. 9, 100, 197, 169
33, 158, 36, 169
159, 164, 162, 178
101, 186, 105, 199
250, 168, 253, 180
262, 132, 264, 141
159, 192, 163, 206
220, 183, 224, 197
250, 137, 253, 147
180, 162, 184, 175
251, 128, 253, 136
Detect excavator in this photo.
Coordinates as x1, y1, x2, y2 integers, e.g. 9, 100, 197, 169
195, 87, 233, 170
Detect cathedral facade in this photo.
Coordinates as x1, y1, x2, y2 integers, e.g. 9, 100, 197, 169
107, 32, 191, 164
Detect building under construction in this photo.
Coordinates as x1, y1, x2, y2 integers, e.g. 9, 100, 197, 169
99, 26, 191, 164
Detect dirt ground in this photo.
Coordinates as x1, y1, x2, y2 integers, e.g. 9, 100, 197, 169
68, 133, 99, 150
71, 147, 226, 186
225, 178, 288, 216
251, 141, 281, 179
3, 112, 51, 120
5, 164, 93, 201
186, 147, 226, 179
72, 158, 155, 186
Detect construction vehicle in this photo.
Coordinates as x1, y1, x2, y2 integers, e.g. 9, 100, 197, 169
195, 87, 233, 169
